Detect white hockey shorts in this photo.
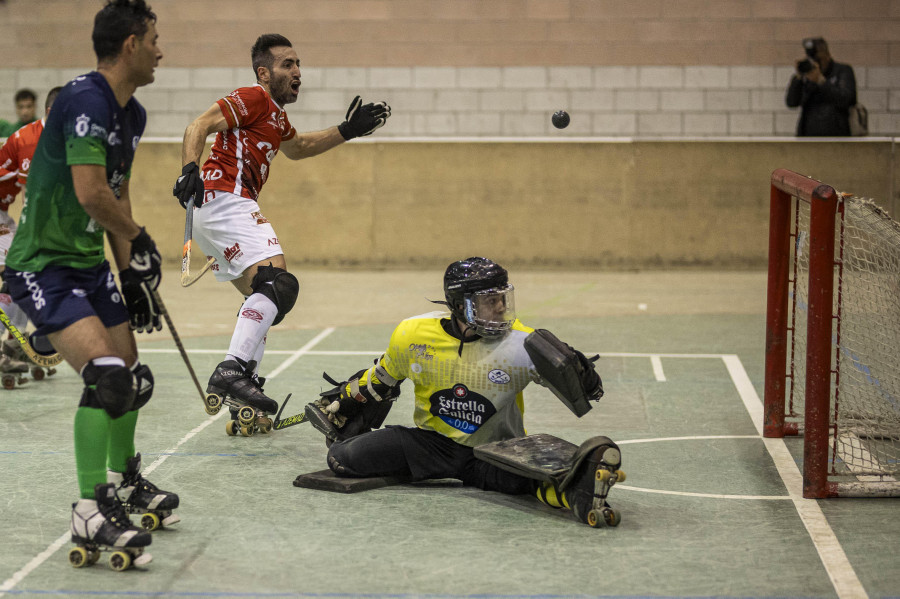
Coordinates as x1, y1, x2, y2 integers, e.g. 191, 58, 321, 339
192, 190, 283, 282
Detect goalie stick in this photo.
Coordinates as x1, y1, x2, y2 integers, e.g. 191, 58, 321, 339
272, 393, 308, 430
152, 290, 206, 402
180, 197, 215, 287
0, 307, 63, 368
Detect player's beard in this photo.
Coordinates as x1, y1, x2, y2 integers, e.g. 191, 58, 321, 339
270, 72, 298, 106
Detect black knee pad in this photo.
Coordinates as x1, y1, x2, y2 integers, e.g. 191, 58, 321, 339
131, 362, 154, 410
250, 264, 299, 326
79, 361, 138, 419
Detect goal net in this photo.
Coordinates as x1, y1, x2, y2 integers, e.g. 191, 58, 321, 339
764, 168, 900, 498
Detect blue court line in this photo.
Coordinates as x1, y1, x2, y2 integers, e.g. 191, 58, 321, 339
0, 450, 290, 458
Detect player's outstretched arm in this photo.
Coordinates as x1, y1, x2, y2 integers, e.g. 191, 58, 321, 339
281, 95, 392, 161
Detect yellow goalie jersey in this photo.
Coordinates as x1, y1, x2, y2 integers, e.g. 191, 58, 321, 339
377, 311, 536, 447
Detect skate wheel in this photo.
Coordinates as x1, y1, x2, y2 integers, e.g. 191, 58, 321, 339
586, 509, 603, 528
47, 368, 57, 377
16, 375, 26, 385
226, 420, 239, 436
237, 406, 256, 426
615, 470, 626, 483
88, 550, 101, 565
140, 512, 161, 531
603, 507, 621, 527
2, 375, 14, 390
68, 546, 89, 568
108, 550, 132, 571
258, 417, 273, 434
204, 393, 223, 415
240, 425, 254, 437
595, 469, 611, 482
31, 367, 44, 381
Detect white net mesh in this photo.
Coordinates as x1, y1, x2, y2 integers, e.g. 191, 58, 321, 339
789, 195, 900, 485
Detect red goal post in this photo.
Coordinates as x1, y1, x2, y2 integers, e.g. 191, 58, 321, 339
764, 168, 900, 499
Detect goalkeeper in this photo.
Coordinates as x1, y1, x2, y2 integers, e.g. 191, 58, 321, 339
304, 257, 625, 527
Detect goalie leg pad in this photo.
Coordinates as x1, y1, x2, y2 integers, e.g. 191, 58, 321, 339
251, 264, 299, 326
524, 329, 603, 418
131, 362, 154, 410
79, 361, 138, 419
474, 433, 579, 484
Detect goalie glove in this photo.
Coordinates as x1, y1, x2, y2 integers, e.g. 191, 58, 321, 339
173, 161, 204, 209
337, 95, 391, 140
573, 348, 604, 402
311, 397, 349, 429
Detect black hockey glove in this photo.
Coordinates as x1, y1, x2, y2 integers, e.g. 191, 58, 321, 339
119, 268, 162, 334
173, 161, 204, 209
337, 95, 391, 140
574, 349, 604, 402
129, 227, 162, 291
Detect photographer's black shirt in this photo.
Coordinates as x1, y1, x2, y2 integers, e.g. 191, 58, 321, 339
785, 61, 857, 136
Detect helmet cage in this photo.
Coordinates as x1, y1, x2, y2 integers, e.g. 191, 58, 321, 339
461, 284, 516, 336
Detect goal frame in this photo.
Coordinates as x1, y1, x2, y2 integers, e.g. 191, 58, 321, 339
764, 168, 900, 499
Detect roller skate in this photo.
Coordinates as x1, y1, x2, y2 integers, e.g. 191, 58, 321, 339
109, 453, 180, 531
0, 353, 29, 389
204, 359, 279, 437
2, 337, 56, 381
559, 436, 626, 528
68, 482, 152, 571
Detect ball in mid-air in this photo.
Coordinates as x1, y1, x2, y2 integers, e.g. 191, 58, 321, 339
552, 110, 570, 129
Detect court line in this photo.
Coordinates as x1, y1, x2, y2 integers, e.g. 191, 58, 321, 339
616, 485, 790, 500
140, 349, 734, 359
722, 354, 866, 599
0, 328, 335, 598
649, 356, 666, 381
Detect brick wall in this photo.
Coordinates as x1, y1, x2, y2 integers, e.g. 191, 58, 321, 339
0, 0, 898, 137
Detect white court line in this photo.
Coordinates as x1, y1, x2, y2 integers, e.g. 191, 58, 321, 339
722, 355, 866, 599
650, 356, 666, 381
616, 485, 790, 500
0, 327, 335, 598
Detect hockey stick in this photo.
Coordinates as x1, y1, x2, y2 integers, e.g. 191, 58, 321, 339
152, 290, 206, 402
0, 307, 63, 368
180, 197, 215, 287
272, 393, 309, 430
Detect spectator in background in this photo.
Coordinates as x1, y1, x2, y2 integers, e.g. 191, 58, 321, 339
785, 37, 857, 136
0, 89, 38, 138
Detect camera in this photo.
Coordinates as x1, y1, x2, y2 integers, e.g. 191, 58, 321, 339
797, 58, 815, 74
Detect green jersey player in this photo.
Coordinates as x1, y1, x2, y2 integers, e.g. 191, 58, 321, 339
4, 0, 179, 571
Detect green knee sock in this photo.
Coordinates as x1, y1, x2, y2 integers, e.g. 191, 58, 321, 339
107, 410, 138, 473
74, 407, 112, 499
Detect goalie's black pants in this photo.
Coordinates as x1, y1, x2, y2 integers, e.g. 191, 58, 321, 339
327, 425, 536, 495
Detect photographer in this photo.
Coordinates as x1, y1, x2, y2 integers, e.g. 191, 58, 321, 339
785, 37, 857, 136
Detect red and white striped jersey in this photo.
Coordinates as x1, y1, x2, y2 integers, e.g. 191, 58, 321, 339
201, 85, 296, 201
0, 118, 44, 211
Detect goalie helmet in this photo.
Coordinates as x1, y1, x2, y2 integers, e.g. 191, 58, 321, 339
443, 257, 516, 337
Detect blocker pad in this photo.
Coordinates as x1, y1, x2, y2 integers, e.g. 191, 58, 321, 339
293, 469, 412, 493
474, 433, 578, 484
524, 329, 593, 417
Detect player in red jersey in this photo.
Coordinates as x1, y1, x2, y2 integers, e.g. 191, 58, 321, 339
0, 87, 63, 375
174, 33, 391, 423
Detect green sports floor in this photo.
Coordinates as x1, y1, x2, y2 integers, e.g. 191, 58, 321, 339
0, 268, 897, 599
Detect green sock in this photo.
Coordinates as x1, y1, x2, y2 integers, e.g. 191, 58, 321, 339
74, 407, 112, 499
107, 410, 138, 473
